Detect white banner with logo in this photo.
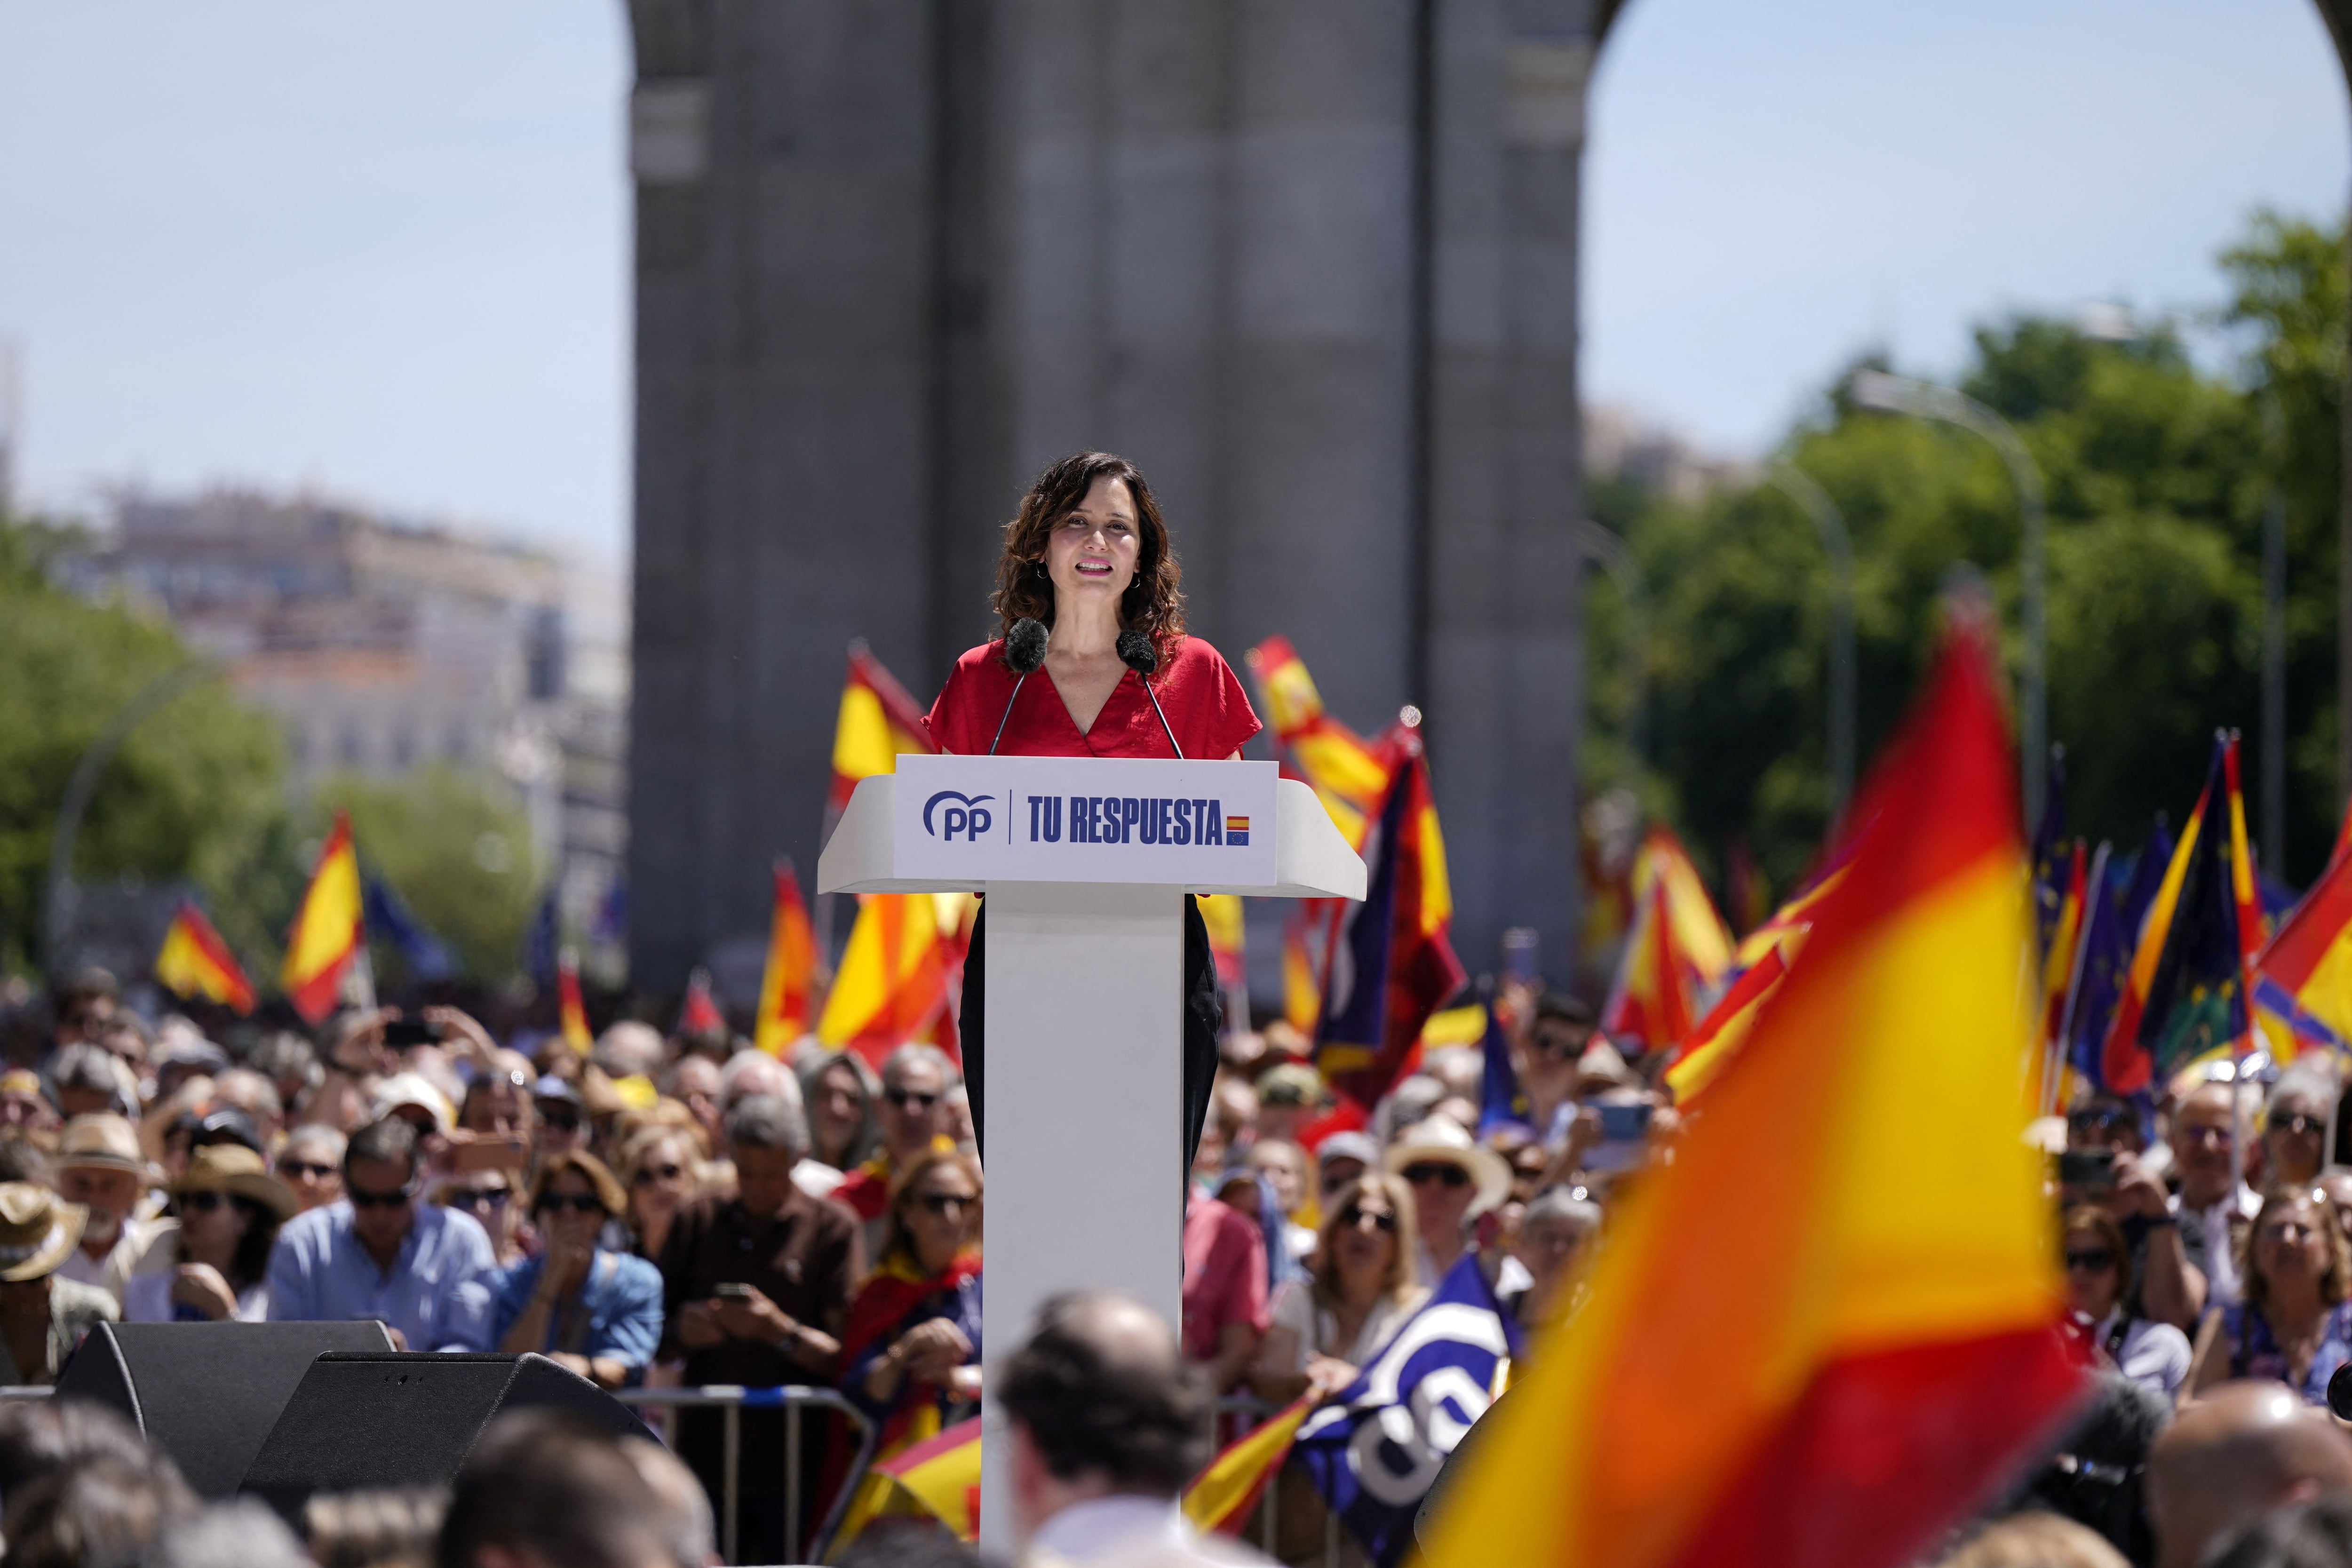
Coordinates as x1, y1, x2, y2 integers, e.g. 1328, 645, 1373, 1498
889, 755, 1278, 886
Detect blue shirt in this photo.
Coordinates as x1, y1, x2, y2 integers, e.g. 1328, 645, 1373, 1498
266, 1200, 499, 1352
491, 1250, 664, 1376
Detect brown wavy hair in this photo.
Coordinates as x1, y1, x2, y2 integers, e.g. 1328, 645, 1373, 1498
992, 453, 1185, 668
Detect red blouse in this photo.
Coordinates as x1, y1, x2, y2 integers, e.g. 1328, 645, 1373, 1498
925, 634, 1262, 760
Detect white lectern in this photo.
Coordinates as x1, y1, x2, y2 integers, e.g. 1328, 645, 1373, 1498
818, 756, 1364, 1553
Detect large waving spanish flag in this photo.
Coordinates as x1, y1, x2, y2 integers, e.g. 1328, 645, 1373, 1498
1246, 635, 1395, 849
1422, 613, 2081, 1568
830, 643, 935, 813
281, 812, 364, 1025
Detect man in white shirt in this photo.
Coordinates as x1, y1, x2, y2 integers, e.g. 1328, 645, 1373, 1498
1000, 1291, 1269, 1568
52, 1114, 166, 1305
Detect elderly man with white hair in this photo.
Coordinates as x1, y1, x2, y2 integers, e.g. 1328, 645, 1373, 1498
715, 1050, 842, 1201
828, 1045, 957, 1253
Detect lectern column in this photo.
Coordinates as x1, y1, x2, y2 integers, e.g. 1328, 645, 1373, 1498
977, 879, 1185, 1556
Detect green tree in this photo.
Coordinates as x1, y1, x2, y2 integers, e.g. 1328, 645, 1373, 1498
313, 765, 542, 985
1593, 208, 2345, 906
0, 516, 290, 975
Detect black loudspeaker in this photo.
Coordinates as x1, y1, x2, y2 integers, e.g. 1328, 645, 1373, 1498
55, 1320, 397, 1499
240, 1352, 653, 1523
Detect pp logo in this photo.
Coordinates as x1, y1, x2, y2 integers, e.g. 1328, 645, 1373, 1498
922, 789, 995, 842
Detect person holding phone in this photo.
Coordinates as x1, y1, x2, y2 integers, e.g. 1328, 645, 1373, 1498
656, 1095, 860, 1563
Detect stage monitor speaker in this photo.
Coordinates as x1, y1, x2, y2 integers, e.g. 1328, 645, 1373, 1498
241, 1352, 652, 1522
54, 1320, 397, 1499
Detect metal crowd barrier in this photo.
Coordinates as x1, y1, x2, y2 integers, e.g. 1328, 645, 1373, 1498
620, 1385, 875, 1566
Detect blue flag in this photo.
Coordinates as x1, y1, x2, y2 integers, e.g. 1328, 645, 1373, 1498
2065, 820, 2173, 1092
522, 888, 560, 986
362, 878, 456, 983
1475, 996, 1531, 1139
1293, 1253, 1523, 1568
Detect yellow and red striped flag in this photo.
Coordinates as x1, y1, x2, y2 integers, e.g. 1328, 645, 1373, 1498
281, 812, 364, 1025
835, 1415, 982, 1549
1600, 828, 1734, 1054
1423, 613, 2081, 1568
817, 894, 950, 1070
755, 861, 819, 1055
155, 902, 255, 1015
556, 948, 593, 1053
830, 643, 935, 812
1183, 1396, 1313, 1536
1246, 636, 1396, 849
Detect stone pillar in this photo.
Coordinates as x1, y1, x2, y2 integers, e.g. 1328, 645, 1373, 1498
1423, 0, 1596, 982
626, 0, 942, 989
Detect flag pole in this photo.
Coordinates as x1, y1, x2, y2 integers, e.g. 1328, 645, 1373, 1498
2045, 841, 2109, 1117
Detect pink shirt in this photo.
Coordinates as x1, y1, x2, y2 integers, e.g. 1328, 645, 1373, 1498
1181, 1194, 1269, 1366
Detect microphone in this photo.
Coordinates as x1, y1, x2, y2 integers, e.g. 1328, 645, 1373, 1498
1117, 630, 1184, 759
989, 619, 1049, 756
2331, 1361, 2352, 1423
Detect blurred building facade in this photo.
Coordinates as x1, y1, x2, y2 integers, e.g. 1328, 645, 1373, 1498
61, 490, 628, 970
625, 0, 1606, 992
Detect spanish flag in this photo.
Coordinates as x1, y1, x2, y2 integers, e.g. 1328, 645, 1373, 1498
755, 861, 819, 1056
281, 812, 364, 1025
556, 949, 593, 1053
1600, 828, 1734, 1054
830, 643, 934, 813
831, 1416, 981, 1552
1246, 636, 1395, 849
154, 902, 255, 1015
1423, 614, 2081, 1568
1183, 1396, 1313, 1536
818, 894, 950, 1069
1663, 852, 1850, 1105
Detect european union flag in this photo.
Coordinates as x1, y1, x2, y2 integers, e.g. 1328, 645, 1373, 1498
362, 877, 457, 983
1293, 1254, 1522, 1568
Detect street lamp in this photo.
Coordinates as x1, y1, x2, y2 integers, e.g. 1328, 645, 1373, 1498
1847, 368, 2048, 825
1765, 462, 1858, 817
1578, 520, 1648, 768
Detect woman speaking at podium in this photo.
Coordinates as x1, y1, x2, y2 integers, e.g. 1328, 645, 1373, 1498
926, 451, 1261, 1172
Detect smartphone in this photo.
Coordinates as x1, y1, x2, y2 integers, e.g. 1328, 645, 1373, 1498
448, 1134, 531, 1173
713, 1283, 755, 1302
383, 1018, 446, 1049
1597, 1102, 1653, 1141
2056, 1150, 2116, 1190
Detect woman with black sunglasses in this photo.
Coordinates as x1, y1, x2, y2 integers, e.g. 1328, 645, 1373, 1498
121, 1144, 296, 1323
491, 1150, 663, 1390
1249, 1170, 1425, 1408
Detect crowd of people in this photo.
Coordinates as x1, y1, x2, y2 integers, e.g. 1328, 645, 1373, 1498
10, 959, 2352, 1567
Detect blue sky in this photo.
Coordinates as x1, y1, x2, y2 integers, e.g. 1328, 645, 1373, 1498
1586, 0, 2351, 449
0, 1, 2344, 563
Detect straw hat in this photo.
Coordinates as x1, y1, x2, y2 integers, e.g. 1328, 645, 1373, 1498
0, 1184, 86, 1283
57, 1114, 154, 1181
1383, 1117, 1513, 1217
175, 1144, 297, 1222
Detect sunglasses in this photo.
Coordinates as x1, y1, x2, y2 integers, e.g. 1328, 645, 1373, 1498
2067, 1107, 2130, 1133
449, 1187, 511, 1210
2063, 1248, 2117, 1273
538, 1108, 581, 1133
279, 1160, 337, 1182
1401, 1162, 1471, 1190
885, 1089, 938, 1111
350, 1183, 417, 1210
1338, 1205, 1398, 1234
179, 1190, 233, 1214
536, 1194, 604, 1216
913, 1192, 971, 1217
632, 1163, 686, 1186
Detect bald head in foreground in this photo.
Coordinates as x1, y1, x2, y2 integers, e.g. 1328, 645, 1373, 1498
2147, 1381, 2352, 1568
999, 1291, 1266, 1566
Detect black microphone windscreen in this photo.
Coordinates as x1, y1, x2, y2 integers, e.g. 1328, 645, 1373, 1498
2331, 1361, 2352, 1422
1006, 618, 1049, 675
1115, 629, 1159, 675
